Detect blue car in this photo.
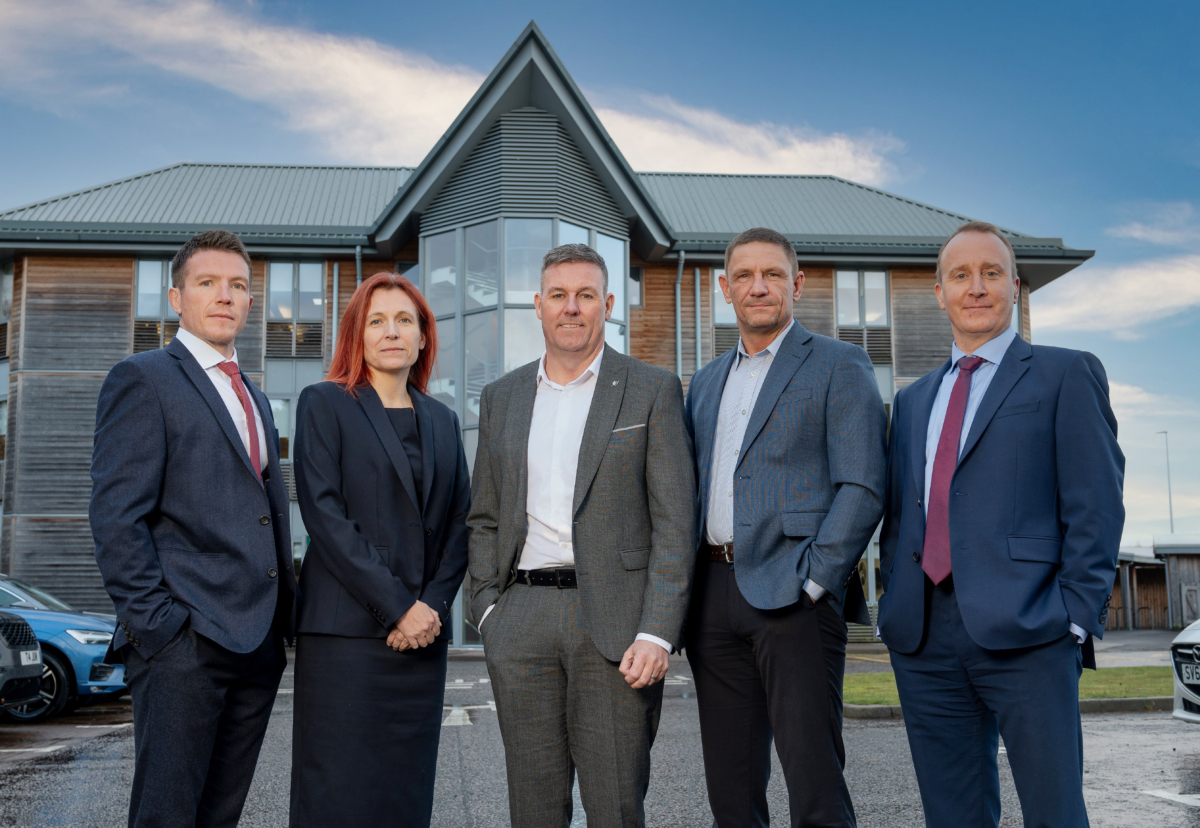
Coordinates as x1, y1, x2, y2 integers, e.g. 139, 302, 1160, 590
0, 574, 127, 722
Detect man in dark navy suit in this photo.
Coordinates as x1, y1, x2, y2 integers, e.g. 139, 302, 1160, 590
879, 221, 1124, 828
91, 229, 296, 828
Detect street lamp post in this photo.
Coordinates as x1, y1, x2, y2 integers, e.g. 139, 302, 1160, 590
1157, 431, 1175, 534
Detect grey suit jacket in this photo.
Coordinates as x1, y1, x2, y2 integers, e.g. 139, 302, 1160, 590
467, 346, 698, 661
685, 323, 886, 619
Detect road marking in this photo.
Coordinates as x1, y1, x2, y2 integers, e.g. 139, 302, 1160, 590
75, 724, 132, 729
445, 681, 475, 689
1143, 790, 1200, 807
443, 706, 472, 727
665, 674, 691, 686
846, 655, 892, 664
0, 746, 67, 753
276, 689, 294, 694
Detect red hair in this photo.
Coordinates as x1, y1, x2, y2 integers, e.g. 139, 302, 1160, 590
327, 272, 438, 396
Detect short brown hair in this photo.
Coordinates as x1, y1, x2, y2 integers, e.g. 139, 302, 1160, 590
724, 227, 798, 275
171, 229, 252, 289
541, 243, 609, 294
936, 221, 1017, 282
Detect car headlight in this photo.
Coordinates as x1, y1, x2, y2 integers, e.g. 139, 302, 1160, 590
66, 629, 114, 646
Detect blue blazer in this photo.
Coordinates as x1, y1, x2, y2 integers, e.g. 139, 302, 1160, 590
878, 336, 1124, 659
685, 323, 887, 619
90, 337, 296, 659
293, 382, 470, 639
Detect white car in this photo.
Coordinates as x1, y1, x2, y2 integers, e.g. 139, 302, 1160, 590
1172, 620, 1200, 722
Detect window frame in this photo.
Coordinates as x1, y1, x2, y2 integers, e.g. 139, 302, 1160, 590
265, 260, 326, 358
835, 267, 891, 329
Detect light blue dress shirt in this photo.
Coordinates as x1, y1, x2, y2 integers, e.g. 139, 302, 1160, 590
923, 327, 1085, 643
706, 320, 826, 601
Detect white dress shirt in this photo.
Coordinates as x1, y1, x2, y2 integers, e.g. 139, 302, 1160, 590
923, 327, 1086, 643
174, 326, 268, 474
480, 348, 673, 654
706, 320, 825, 602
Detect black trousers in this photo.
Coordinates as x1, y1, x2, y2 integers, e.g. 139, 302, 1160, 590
123, 620, 286, 828
686, 561, 854, 828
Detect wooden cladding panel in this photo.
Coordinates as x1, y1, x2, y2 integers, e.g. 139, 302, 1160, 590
9, 517, 109, 612
0, 257, 24, 573
795, 267, 835, 338
234, 259, 266, 376
891, 268, 952, 379
9, 373, 105, 515
21, 257, 133, 371
1021, 282, 1032, 342
629, 261, 715, 390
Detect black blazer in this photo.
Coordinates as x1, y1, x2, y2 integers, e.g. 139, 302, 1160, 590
90, 337, 296, 659
293, 381, 470, 639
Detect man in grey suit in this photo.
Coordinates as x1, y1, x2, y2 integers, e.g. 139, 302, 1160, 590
468, 243, 696, 828
685, 227, 887, 828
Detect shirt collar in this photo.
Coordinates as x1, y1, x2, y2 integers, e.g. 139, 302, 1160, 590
537, 346, 605, 391
950, 326, 1017, 369
735, 319, 794, 367
174, 326, 239, 371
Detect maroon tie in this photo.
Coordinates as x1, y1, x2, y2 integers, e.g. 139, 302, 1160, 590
922, 356, 986, 585
217, 361, 262, 482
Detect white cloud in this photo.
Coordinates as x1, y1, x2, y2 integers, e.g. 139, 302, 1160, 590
1107, 201, 1200, 249
0, 0, 900, 182
1030, 254, 1200, 337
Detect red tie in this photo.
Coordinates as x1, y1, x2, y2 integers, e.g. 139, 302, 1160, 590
217, 361, 262, 482
922, 356, 986, 585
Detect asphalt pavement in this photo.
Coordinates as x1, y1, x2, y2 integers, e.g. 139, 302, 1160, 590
0, 640, 1196, 827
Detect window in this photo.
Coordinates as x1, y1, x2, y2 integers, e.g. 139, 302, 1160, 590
712, 268, 741, 356
0, 398, 7, 461
133, 260, 179, 352
0, 261, 11, 358
266, 262, 324, 358
628, 265, 643, 310
836, 269, 893, 381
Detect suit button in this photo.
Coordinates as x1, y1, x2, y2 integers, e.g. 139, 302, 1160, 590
913, 552, 921, 562
268, 568, 278, 578
425, 528, 433, 537
260, 516, 270, 525
917, 499, 922, 508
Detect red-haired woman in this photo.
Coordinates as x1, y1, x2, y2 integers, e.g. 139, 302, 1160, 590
289, 272, 469, 827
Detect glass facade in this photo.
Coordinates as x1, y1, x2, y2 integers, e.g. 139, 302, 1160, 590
133, 260, 179, 352
712, 268, 737, 325
419, 216, 629, 645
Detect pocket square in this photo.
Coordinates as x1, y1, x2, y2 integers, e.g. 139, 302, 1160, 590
612, 424, 647, 433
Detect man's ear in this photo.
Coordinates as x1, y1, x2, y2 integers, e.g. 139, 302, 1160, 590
933, 280, 946, 311
168, 285, 183, 315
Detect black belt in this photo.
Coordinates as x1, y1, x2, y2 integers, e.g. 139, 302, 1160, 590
516, 568, 577, 588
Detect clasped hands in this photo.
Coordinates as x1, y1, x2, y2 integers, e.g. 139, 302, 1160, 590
619, 640, 669, 689
386, 600, 441, 651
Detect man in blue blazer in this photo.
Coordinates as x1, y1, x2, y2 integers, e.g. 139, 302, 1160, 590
685, 227, 887, 827
879, 221, 1124, 828
91, 230, 296, 828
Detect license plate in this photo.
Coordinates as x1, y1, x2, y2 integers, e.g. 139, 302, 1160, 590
19, 649, 40, 667
1183, 663, 1200, 686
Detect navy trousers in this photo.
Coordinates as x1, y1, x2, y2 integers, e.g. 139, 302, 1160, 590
889, 578, 1087, 828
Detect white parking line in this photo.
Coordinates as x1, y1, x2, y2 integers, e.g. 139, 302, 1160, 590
441, 701, 498, 727
1143, 790, 1200, 807
0, 745, 67, 753
75, 724, 132, 729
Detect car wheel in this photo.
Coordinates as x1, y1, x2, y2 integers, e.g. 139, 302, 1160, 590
1, 650, 73, 723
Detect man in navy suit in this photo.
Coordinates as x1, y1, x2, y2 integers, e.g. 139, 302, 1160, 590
879, 221, 1124, 828
91, 230, 296, 828
685, 227, 887, 827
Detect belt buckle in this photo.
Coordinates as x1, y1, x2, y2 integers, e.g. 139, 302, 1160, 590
554, 569, 566, 589
717, 543, 734, 563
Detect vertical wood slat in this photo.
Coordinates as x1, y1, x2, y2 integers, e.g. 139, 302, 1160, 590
795, 267, 835, 338
0, 256, 24, 574
891, 268, 952, 380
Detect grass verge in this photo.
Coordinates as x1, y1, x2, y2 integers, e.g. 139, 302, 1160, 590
843, 666, 1174, 707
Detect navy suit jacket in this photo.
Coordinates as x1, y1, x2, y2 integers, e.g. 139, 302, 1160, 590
293, 382, 470, 639
878, 336, 1124, 661
685, 323, 887, 620
90, 337, 296, 659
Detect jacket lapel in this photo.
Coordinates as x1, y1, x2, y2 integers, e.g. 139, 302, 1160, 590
573, 348, 627, 514
736, 323, 812, 470
168, 338, 261, 485
357, 385, 420, 514
909, 360, 951, 497
695, 348, 736, 523
504, 363, 539, 531
411, 389, 437, 517
956, 336, 1032, 467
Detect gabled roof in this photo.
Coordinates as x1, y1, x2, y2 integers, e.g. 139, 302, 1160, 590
0, 163, 411, 246
369, 21, 673, 260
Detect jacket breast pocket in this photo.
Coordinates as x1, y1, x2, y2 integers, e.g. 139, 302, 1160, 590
781, 511, 825, 538
619, 547, 652, 570
994, 400, 1040, 419
1008, 536, 1062, 564
776, 388, 813, 407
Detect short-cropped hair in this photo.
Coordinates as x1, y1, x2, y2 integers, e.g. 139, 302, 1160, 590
171, 229, 252, 290
724, 227, 798, 275
541, 243, 609, 294
936, 221, 1017, 282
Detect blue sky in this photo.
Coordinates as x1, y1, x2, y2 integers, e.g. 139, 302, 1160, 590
0, 0, 1196, 543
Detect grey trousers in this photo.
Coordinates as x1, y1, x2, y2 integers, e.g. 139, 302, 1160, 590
483, 585, 664, 828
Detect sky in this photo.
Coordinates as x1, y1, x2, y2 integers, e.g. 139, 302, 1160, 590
0, 0, 1196, 544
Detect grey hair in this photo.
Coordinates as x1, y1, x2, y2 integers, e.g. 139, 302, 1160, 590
540, 243, 609, 294
725, 227, 798, 276
935, 221, 1017, 283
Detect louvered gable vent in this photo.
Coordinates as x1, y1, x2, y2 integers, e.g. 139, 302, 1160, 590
420, 108, 626, 238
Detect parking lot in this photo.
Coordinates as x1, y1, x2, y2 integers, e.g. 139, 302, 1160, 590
1, 635, 1197, 827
